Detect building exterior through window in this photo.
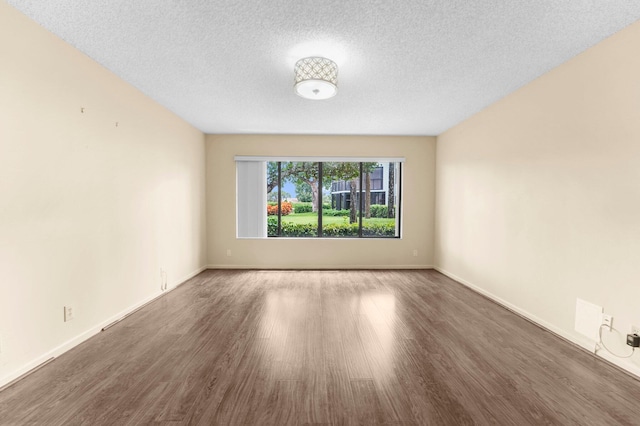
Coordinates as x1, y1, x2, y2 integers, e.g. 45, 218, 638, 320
330, 165, 387, 210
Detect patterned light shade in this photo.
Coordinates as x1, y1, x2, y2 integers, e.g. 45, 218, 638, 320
294, 57, 338, 100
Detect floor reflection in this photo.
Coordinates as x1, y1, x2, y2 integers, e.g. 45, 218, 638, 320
258, 288, 398, 382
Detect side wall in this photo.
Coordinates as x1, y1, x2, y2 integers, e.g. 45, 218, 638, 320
0, 2, 207, 386
206, 135, 435, 269
435, 21, 640, 374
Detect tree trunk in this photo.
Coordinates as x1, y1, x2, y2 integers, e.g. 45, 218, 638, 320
349, 179, 357, 224
387, 163, 395, 218
310, 180, 319, 213
365, 172, 371, 219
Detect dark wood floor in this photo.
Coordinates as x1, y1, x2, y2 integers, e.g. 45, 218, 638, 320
1, 270, 639, 425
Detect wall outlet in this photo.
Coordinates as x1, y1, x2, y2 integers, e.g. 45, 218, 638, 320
412, 249, 418, 257
226, 249, 232, 257
632, 325, 640, 336
64, 306, 74, 322
602, 314, 613, 329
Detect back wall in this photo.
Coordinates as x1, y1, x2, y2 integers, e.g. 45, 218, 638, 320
206, 134, 435, 269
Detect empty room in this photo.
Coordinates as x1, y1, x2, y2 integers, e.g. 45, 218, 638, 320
1, 1, 640, 424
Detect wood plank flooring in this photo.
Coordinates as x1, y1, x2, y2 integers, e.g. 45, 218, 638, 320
1, 270, 639, 425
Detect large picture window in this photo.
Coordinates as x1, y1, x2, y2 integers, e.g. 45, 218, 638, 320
236, 156, 403, 238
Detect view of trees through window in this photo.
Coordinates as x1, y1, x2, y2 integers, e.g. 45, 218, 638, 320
267, 161, 401, 238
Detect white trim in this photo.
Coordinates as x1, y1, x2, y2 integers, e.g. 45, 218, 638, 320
234, 155, 406, 163
596, 349, 640, 377
207, 264, 434, 270
0, 358, 55, 393
434, 266, 640, 379
171, 266, 208, 290
0, 265, 208, 389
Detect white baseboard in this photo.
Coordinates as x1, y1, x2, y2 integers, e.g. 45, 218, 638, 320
206, 264, 435, 270
596, 348, 640, 377
0, 265, 208, 390
170, 266, 208, 290
434, 266, 640, 379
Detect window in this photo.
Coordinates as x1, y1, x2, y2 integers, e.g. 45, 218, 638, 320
236, 156, 403, 238
371, 166, 383, 190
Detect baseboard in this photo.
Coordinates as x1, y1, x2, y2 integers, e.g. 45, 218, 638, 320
0, 265, 208, 390
206, 264, 435, 270
596, 349, 640, 377
170, 266, 208, 290
434, 266, 640, 379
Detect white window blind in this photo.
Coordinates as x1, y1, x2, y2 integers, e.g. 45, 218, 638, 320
236, 161, 267, 238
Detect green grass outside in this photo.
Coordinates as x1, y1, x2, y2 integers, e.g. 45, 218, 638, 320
281, 212, 395, 226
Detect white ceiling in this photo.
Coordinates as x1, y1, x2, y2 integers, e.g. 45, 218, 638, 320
7, 1, 640, 136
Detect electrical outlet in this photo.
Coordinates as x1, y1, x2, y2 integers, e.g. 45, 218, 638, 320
632, 325, 640, 336
64, 306, 74, 322
412, 249, 418, 257
602, 314, 612, 329
226, 249, 232, 257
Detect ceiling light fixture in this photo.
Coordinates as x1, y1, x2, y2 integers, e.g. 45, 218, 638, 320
294, 57, 338, 100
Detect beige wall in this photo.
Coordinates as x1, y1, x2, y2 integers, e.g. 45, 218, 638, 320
206, 135, 435, 269
0, 1, 207, 386
435, 21, 640, 374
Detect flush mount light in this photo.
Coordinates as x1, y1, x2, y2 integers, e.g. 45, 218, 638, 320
294, 57, 338, 100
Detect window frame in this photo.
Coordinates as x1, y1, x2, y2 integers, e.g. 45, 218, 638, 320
236, 156, 404, 239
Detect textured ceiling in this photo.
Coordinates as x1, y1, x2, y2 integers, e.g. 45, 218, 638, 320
7, 1, 640, 135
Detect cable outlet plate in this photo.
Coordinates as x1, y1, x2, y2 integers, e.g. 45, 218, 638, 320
602, 314, 612, 329
160, 268, 168, 291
